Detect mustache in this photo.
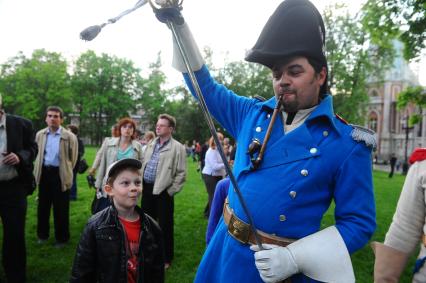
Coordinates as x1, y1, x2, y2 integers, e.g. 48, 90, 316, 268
278, 88, 297, 96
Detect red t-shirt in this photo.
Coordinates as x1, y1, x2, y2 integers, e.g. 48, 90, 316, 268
119, 216, 141, 283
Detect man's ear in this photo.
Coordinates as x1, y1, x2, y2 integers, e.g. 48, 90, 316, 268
104, 184, 114, 197
318, 67, 327, 86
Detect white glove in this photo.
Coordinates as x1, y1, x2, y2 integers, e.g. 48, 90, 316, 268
251, 227, 355, 283
250, 244, 299, 283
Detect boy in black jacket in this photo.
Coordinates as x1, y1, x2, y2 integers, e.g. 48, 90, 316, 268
70, 158, 164, 283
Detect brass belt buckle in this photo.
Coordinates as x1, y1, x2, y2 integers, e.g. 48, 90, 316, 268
227, 212, 250, 244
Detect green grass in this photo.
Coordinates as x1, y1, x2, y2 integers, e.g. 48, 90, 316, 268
0, 147, 416, 282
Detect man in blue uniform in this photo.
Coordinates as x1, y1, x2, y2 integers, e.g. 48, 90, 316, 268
154, 0, 376, 282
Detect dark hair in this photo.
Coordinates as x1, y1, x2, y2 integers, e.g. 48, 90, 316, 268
158, 114, 176, 129
106, 166, 140, 186
46, 106, 64, 118
135, 129, 142, 138
67, 124, 79, 135
116, 117, 137, 139
306, 57, 329, 97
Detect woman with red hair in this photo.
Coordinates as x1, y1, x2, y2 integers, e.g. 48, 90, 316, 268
93, 117, 143, 213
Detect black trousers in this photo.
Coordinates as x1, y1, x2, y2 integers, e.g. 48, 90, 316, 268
37, 166, 70, 243
0, 178, 27, 283
389, 164, 395, 178
141, 181, 174, 263
202, 174, 223, 218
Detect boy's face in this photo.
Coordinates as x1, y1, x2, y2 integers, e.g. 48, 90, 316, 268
105, 169, 142, 210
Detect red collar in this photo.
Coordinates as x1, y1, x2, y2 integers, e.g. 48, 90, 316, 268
409, 148, 426, 164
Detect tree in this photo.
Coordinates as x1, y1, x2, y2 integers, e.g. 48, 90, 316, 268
362, 0, 426, 60
71, 50, 141, 144
0, 49, 72, 130
216, 60, 273, 100
397, 85, 426, 126
137, 53, 168, 127
324, 4, 393, 124
163, 85, 210, 143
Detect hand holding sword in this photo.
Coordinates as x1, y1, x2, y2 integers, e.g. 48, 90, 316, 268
79, 0, 265, 251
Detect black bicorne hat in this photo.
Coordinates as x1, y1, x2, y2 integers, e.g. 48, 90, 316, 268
245, 0, 326, 70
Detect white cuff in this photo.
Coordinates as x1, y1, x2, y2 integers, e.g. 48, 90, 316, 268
172, 22, 204, 72
287, 226, 355, 282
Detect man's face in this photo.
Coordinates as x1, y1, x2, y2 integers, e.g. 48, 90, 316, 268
272, 56, 326, 113
155, 118, 173, 138
45, 111, 63, 130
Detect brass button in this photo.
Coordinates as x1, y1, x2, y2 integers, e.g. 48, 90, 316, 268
279, 215, 286, 222
255, 126, 262, 132
267, 114, 271, 119
323, 131, 329, 137
300, 169, 308, 176
289, 191, 297, 199
310, 148, 318, 154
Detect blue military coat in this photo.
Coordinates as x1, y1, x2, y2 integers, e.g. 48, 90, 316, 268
185, 66, 376, 283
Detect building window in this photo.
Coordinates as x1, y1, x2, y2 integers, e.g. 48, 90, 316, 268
368, 112, 378, 132
390, 102, 397, 133
369, 90, 379, 97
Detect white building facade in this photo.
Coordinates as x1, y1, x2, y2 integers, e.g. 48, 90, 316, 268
366, 41, 425, 163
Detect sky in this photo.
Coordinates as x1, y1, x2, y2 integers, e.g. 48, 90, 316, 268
0, 0, 424, 87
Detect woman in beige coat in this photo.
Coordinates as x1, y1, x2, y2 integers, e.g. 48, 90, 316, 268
373, 148, 426, 283
93, 117, 143, 213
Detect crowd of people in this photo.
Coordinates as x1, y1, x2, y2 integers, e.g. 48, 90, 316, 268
0, 0, 425, 282
0, 90, 191, 282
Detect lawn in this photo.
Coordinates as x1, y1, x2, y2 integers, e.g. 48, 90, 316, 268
0, 146, 415, 282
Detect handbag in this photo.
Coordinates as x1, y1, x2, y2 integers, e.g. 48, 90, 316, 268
78, 158, 89, 174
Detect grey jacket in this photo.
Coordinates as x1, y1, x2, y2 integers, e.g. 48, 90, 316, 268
142, 137, 187, 196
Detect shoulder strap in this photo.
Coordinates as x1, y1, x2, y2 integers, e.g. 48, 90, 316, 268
350, 124, 377, 151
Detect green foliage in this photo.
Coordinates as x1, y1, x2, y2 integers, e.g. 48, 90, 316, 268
216, 61, 273, 100
163, 86, 211, 143
397, 86, 426, 109
0, 49, 72, 130
137, 52, 168, 128
324, 4, 393, 125
397, 85, 426, 126
362, 0, 426, 60
71, 50, 142, 144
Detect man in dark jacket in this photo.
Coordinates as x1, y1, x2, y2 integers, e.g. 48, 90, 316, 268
0, 93, 38, 282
